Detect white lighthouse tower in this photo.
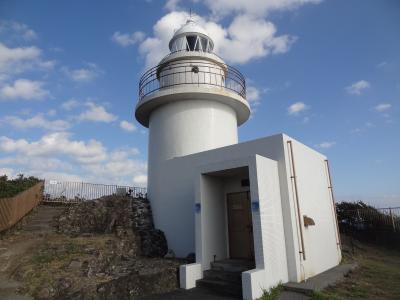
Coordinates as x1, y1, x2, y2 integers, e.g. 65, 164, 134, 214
135, 18, 341, 300
135, 19, 250, 226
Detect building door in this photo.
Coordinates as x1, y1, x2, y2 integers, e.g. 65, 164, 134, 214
227, 191, 254, 259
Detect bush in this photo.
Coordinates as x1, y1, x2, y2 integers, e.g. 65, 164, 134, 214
0, 174, 41, 198
258, 283, 283, 300
337, 201, 400, 247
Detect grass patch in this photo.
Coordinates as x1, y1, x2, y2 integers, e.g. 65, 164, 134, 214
312, 291, 328, 300
317, 242, 400, 300
258, 283, 283, 300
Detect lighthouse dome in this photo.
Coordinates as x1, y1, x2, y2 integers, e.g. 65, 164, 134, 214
169, 19, 214, 53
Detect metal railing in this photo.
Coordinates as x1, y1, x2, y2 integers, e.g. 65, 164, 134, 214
43, 180, 147, 203
138, 60, 246, 101
337, 206, 400, 232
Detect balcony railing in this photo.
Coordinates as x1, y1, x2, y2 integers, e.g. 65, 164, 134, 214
138, 60, 246, 101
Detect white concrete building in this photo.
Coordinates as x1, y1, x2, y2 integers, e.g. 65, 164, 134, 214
135, 20, 341, 300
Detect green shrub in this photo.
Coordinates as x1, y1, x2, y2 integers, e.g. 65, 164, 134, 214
258, 283, 283, 300
0, 174, 41, 198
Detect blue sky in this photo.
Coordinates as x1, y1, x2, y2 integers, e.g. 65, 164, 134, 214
0, 0, 399, 207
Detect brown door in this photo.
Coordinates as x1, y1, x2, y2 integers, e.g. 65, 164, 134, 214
227, 192, 254, 259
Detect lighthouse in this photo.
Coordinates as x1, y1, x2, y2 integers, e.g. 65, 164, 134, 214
135, 19, 250, 205
135, 19, 341, 300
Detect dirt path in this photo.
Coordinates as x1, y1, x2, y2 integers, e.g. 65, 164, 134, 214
0, 205, 65, 300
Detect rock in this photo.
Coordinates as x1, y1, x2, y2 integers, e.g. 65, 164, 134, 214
68, 260, 82, 270
186, 252, 195, 263
37, 287, 51, 299
140, 229, 168, 258
164, 249, 175, 258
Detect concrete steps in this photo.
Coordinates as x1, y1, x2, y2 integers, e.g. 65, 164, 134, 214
196, 259, 254, 298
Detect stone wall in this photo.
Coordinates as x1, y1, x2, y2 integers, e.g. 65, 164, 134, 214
54, 195, 168, 258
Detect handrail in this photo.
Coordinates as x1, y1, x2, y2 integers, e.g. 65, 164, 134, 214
138, 60, 246, 102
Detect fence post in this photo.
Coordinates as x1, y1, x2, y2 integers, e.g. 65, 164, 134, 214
389, 207, 396, 232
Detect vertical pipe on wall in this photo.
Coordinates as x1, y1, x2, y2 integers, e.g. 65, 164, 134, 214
287, 141, 306, 261
325, 159, 342, 250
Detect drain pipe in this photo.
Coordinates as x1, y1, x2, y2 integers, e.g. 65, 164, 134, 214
325, 159, 342, 250
287, 141, 306, 261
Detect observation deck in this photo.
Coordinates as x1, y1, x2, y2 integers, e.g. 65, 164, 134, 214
135, 50, 249, 127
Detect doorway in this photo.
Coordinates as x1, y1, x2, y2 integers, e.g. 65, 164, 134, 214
227, 191, 254, 259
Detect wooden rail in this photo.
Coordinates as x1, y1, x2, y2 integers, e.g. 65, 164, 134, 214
0, 181, 43, 232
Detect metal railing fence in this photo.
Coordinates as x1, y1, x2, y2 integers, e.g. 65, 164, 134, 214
138, 60, 246, 101
43, 180, 147, 203
337, 206, 400, 232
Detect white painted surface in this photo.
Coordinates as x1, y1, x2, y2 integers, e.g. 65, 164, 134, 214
251, 156, 288, 284
192, 155, 288, 299
135, 18, 340, 299
282, 137, 342, 279
148, 99, 238, 163
151, 134, 340, 286
242, 269, 267, 300
179, 263, 203, 289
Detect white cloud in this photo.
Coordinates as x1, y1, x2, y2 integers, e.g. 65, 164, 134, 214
215, 14, 296, 64
0, 132, 107, 165
346, 80, 370, 95
165, 0, 181, 11
288, 101, 308, 115
63, 63, 103, 83
203, 0, 322, 18
0, 79, 49, 100
0, 43, 55, 79
374, 103, 391, 112
61, 99, 80, 110
112, 31, 145, 47
1, 114, 71, 131
120, 120, 137, 132
0, 133, 147, 186
78, 102, 117, 123
316, 141, 336, 149
0, 21, 37, 40
246, 85, 261, 105
47, 109, 57, 116
0, 167, 14, 178
377, 61, 387, 68
138, 11, 296, 67
133, 174, 147, 187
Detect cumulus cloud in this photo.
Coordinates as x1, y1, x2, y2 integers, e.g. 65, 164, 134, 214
346, 80, 370, 95
1, 114, 71, 131
0, 43, 55, 79
0, 133, 147, 186
246, 86, 261, 105
63, 63, 103, 83
120, 120, 137, 132
288, 101, 308, 115
203, 0, 322, 18
0, 20, 37, 41
316, 141, 336, 149
0, 132, 107, 165
137, 11, 296, 67
133, 174, 147, 186
61, 99, 80, 110
374, 103, 391, 112
78, 102, 117, 123
165, 0, 181, 11
111, 31, 145, 47
0, 79, 49, 100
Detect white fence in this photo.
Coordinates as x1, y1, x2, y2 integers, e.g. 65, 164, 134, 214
43, 180, 147, 203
